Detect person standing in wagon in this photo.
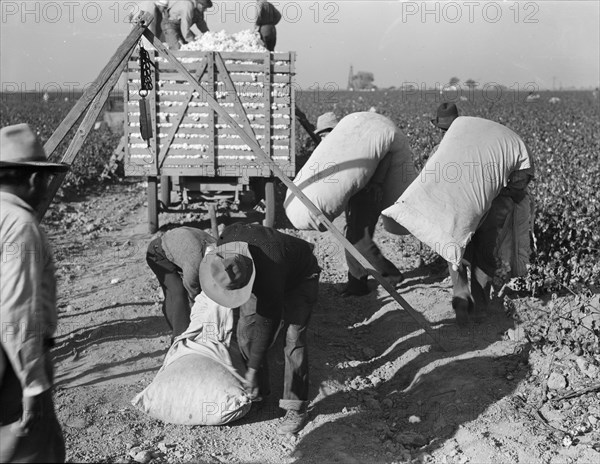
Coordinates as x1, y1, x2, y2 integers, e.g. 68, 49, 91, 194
255, 0, 282, 51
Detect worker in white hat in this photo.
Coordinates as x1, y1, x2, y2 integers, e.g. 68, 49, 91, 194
200, 223, 320, 435
0, 124, 68, 462
314, 112, 339, 139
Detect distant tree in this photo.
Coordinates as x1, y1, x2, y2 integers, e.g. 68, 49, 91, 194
465, 79, 478, 89
352, 71, 376, 90
449, 76, 460, 87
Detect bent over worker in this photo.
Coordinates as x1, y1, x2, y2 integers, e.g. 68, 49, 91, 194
313, 112, 410, 297
430, 108, 534, 325
146, 227, 216, 339
1, 124, 67, 463
200, 223, 320, 435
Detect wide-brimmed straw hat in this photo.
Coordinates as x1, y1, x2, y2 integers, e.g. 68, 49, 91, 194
199, 241, 256, 308
430, 103, 459, 130
0, 123, 69, 171
315, 112, 339, 135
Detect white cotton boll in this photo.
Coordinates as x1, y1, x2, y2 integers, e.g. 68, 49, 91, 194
180, 30, 267, 53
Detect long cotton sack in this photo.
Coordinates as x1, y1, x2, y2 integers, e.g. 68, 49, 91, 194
132, 293, 253, 426
382, 117, 532, 267
285, 112, 416, 231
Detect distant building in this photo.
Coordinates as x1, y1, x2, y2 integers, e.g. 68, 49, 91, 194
347, 65, 377, 91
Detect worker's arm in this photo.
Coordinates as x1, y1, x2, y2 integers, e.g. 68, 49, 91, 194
176, 2, 196, 42
193, 7, 209, 34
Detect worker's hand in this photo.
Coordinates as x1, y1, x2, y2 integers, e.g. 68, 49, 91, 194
244, 368, 261, 401
13, 393, 45, 436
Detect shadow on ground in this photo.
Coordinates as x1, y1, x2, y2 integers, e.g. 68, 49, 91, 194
289, 280, 530, 463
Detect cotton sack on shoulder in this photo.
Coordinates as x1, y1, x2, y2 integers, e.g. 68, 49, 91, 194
381, 116, 532, 268
284, 112, 417, 232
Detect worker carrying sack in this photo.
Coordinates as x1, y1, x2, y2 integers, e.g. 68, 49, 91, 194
284, 112, 417, 232
382, 116, 533, 268
132, 292, 254, 426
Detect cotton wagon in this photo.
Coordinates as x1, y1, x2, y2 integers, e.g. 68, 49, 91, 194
123, 45, 297, 232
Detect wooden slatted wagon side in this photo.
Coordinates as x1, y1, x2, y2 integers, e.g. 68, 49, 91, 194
124, 48, 296, 232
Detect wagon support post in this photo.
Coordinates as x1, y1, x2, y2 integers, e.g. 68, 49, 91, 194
35, 12, 154, 222
44, 12, 154, 161
143, 30, 449, 352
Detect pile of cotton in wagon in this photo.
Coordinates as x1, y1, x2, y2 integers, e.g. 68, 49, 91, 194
127, 30, 293, 166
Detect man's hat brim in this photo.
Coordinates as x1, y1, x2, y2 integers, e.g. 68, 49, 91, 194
0, 160, 70, 171
199, 241, 256, 308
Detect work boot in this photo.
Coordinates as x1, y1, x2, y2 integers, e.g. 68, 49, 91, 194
277, 409, 309, 435
340, 274, 370, 297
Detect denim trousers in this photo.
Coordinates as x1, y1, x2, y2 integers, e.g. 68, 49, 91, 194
146, 237, 191, 338
236, 277, 318, 410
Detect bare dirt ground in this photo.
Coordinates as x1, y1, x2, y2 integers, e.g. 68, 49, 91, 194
45, 181, 600, 464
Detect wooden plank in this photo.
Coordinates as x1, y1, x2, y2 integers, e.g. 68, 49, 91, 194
128, 113, 292, 125
165, 51, 292, 61
133, 146, 291, 158
149, 48, 158, 176
263, 52, 272, 164
214, 52, 257, 145
132, 164, 296, 178
38, 47, 134, 220
206, 52, 216, 173
157, 60, 209, 169
130, 61, 292, 73
132, 93, 291, 105
290, 51, 297, 174
124, 66, 132, 172
44, 12, 153, 160
144, 28, 448, 352
142, 75, 293, 86
129, 127, 290, 137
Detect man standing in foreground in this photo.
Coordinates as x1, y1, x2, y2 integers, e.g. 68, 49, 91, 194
0, 124, 67, 462
200, 223, 320, 434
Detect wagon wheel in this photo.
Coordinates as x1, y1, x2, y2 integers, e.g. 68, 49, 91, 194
148, 176, 159, 233
160, 175, 171, 208
262, 178, 275, 228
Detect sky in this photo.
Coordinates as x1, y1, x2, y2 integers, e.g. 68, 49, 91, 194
1, 1, 599, 92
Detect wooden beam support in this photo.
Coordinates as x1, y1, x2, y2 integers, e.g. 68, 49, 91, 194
37, 48, 134, 221
44, 12, 154, 160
